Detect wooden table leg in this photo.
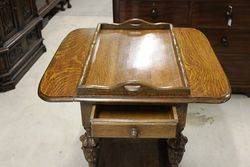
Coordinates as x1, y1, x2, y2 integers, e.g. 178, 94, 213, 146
167, 104, 188, 167
80, 103, 99, 167
80, 133, 99, 167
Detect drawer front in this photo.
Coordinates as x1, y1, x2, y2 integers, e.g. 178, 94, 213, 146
201, 28, 250, 55
118, 0, 190, 26
192, 2, 250, 28
231, 3, 250, 28
91, 123, 177, 138
192, 2, 231, 28
218, 54, 250, 86
91, 105, 178, 138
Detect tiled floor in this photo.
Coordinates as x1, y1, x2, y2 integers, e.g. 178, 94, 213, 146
0, 3, 250, 167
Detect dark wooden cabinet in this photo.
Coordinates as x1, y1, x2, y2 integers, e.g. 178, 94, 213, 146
0, 0, 71, 92
0, 0, 19, 45
36, 0, 71, 17
0, 0, 46, 91
116, 1, 190, 25
113, 0, 250, 97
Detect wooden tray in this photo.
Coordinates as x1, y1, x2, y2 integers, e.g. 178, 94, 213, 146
77, 19, 190, 98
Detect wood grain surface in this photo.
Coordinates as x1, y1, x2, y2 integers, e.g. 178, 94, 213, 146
90, 105, 177, 138
38, 29, 94, 101
81, 30, 185, 91
78, 19, 190, 98
38, 28, 231, 103
94, 105, 174, 121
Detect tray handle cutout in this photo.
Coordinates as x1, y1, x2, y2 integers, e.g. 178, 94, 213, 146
124, 85, 141, 92
114, 81, 155, 94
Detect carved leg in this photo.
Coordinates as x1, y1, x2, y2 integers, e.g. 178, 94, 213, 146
67, 0, 72, 8
80, 103, 99, 167
80, 133, 99, 167
167, 133, 188, 167
167, 104, 188, 167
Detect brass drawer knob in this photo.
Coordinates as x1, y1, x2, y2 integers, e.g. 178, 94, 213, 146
130, 128, 139, 138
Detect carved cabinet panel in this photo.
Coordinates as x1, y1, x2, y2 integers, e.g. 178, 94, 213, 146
21, 0, 36, 25
0, 0, 46, 92
0, 0, 18, 45
35, 0, 47, 11
0, 56, 7, 74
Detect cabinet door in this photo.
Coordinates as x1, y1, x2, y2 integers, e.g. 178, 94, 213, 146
0, 0, 18, 45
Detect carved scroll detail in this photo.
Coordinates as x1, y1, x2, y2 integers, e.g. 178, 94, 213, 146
167, 133, 188, 167
80, 133, 99, 167
0, 0, 16, 36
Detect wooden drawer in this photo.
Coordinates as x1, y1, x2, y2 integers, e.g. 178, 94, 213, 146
90, 105, 178, 138
201, 28, 250, 55
230, 2, 250, 28
192, 1, 250, 28
117, 0, 190, 26
218, 54, 250, 86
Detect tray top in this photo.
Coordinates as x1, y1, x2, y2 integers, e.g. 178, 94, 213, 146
77, 19, 190, 97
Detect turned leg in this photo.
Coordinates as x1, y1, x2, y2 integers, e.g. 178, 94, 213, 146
67, 0, 72, 8
80, 103, 99, 167
167, 104, 188, 167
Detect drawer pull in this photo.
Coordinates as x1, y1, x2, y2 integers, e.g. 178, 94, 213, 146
221, 37, 229, 47
130, 128, 139, 138
226, 5, 233, 27
151, 9, 158, 20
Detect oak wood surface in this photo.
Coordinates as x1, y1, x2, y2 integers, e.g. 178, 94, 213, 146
94, 105, 174, 121
38, 28, 231, 103
90, 105, 177, 138
78, 19, 190, 98
82, 29, 185, 90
